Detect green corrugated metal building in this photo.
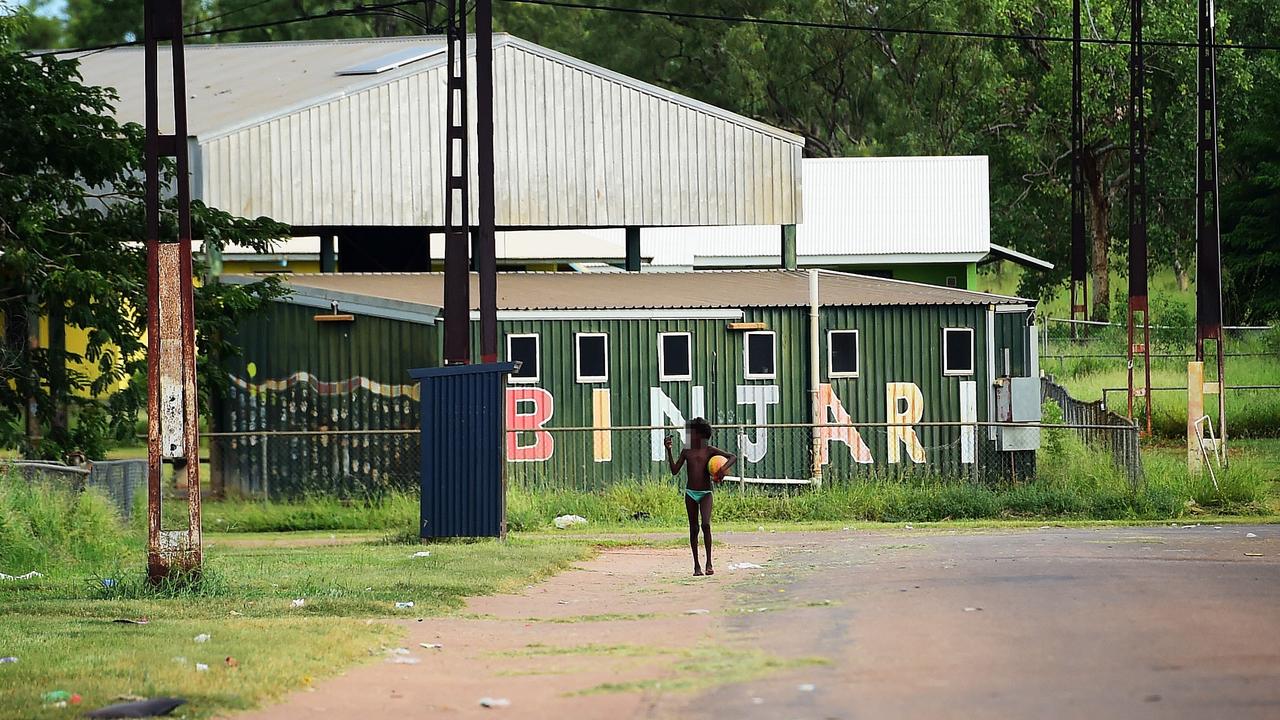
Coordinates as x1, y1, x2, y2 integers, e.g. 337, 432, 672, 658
217, 270, 1040, 497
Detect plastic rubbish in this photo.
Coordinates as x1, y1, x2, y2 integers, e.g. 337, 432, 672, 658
392, 657, 420, 665
553, 514, 588, 529
413, 551, 431, 557
395, 602, 415, 609
419, 643, 443, 650
797, 684, 816, 692
101, 578, 117, 588
727, 562, 764, 571
1245, 552, 1264, 557
291, 598, 306, 608
0, 570, 43, 581
0, 657, 17, 664
389, 647, 412, 656
964, 607, 983, 612
112, 618, 149, 625
479, 697, 511, 708
1247, 532, 1259, 538
685, 609, 710, 615
84, 697, 187, 718
193, 634, 211, 643
195, 663, 209, 672
42, 690, 80, 705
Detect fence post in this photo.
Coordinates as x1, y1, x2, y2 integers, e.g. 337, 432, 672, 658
1187, 361, 1204, 474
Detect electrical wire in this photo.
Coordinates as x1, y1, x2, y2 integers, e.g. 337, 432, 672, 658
23, 0, 435, 58
184, 0, 281, 30
497, 0, 1280, 52
23, 0, 1280, 59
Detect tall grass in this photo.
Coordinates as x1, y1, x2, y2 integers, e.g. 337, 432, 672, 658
0, 471, 136, 574
203, 493, 418, 533
505, 436, 1270, 529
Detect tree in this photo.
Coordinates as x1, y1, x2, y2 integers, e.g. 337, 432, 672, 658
0, 20, 286, 459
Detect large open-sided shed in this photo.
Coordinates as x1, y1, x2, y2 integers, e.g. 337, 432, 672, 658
72, 35, 804, 269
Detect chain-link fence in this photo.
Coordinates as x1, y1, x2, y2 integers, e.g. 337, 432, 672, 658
1, 458, 146, 520
207, 430, 419, 500
203, 416, 1144, 499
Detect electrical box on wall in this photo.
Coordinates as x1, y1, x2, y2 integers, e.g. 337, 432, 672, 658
996, 376, 1042, 451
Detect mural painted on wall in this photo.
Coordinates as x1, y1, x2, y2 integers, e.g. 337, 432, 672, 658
220, 369, 419, 498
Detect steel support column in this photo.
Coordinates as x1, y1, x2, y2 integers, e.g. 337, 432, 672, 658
442, 0, 471, 365
476, 0, 498, 363
1069, 0, 1088, 326
1126, 0, 1152, 434
1195, 0, 1227, 456
144, 0, 201, 581
625, 227, 642, 272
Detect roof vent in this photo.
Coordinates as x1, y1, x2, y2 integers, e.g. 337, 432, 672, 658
336, 45, 444, 76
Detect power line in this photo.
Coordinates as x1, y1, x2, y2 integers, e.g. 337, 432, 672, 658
184, 0, 281, 30
497, 0, 1280, 52
24, 0, 437, 59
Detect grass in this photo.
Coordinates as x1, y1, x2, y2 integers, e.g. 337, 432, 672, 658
0, 472, 597, 719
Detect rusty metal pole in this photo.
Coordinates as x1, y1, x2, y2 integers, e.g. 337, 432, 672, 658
476, 0, 498, 364
1126, 0, 1152, 436
1195, 0, 1227, 462
1069, 0, 1088, 331
144, 0, 201, 582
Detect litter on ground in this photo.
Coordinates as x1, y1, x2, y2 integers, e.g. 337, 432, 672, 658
291, 599, 306, 608
685, 608, 710, 615
797, 684, 816, 692
728, 562, 764, 570
413, 551, 431, 557
1246, 533, 1259, 538
0, 570, 43, 581
419, 643, 443, 649
83, 697, 186, 718
193, 634, 210, 643
392, 656, 421, 665
553, 515, 588, 529
479, 697, 511, 708
395, 601, 415, 609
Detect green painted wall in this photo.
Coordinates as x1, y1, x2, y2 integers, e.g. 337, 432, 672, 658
218, 298, 1036, 494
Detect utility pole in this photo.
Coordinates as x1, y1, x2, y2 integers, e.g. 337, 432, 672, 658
1069, 0, 1088, 330
442, 0, 471, 365
1127, 0, 1152, 435
476, 0, 498, 364
1194, 0, 1227, 461
143, 0, 201, 581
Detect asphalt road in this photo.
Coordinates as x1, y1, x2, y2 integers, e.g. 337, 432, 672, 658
672, 525, 1280, 720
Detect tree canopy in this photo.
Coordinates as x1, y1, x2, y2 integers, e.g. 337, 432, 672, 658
0, 16, 286, 458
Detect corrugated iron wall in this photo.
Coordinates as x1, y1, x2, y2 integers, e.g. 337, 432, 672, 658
199, 41, 803, 228
215, 301, 436, 497
216, 300, 1034, 495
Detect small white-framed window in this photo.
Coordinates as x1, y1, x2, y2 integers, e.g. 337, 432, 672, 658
827, 329, 860, 378
575, 332, 609, 383
743, 331, 777, 380
942, 327, 975, 376
658, 332, 692, 381
506, 333, 540, 383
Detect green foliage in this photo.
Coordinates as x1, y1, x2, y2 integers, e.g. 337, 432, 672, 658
0, 28, 286, 459
0, 470, 134, 574
1041, 398, 1067, 457
204, 494, 418, 533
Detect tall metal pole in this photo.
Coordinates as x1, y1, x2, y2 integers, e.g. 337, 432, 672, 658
442, 0, 471, 364
144, 0, 201, 581
1195, 0, 1227, 454
476, 0, 498, 364
1126, 0, 1152, 435
1069, 0, 1088, 328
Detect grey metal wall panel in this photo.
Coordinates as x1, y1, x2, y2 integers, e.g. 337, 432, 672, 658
198, 41, 803, 228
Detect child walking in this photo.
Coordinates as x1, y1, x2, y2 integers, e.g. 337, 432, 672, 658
665, 418, 736, 576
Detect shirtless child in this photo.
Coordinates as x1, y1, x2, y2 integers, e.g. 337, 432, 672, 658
665, 418, 737, 576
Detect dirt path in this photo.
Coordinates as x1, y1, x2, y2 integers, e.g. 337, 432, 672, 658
231, 541, 774, 720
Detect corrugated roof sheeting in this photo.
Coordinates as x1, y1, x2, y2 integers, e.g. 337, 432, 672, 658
72, 35, 803, 228
237, 270, 1028, 311
641, 156, 990, 265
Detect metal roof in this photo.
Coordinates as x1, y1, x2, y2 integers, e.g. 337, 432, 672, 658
227, 270, 1029, 313
69, 35, 803, 229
